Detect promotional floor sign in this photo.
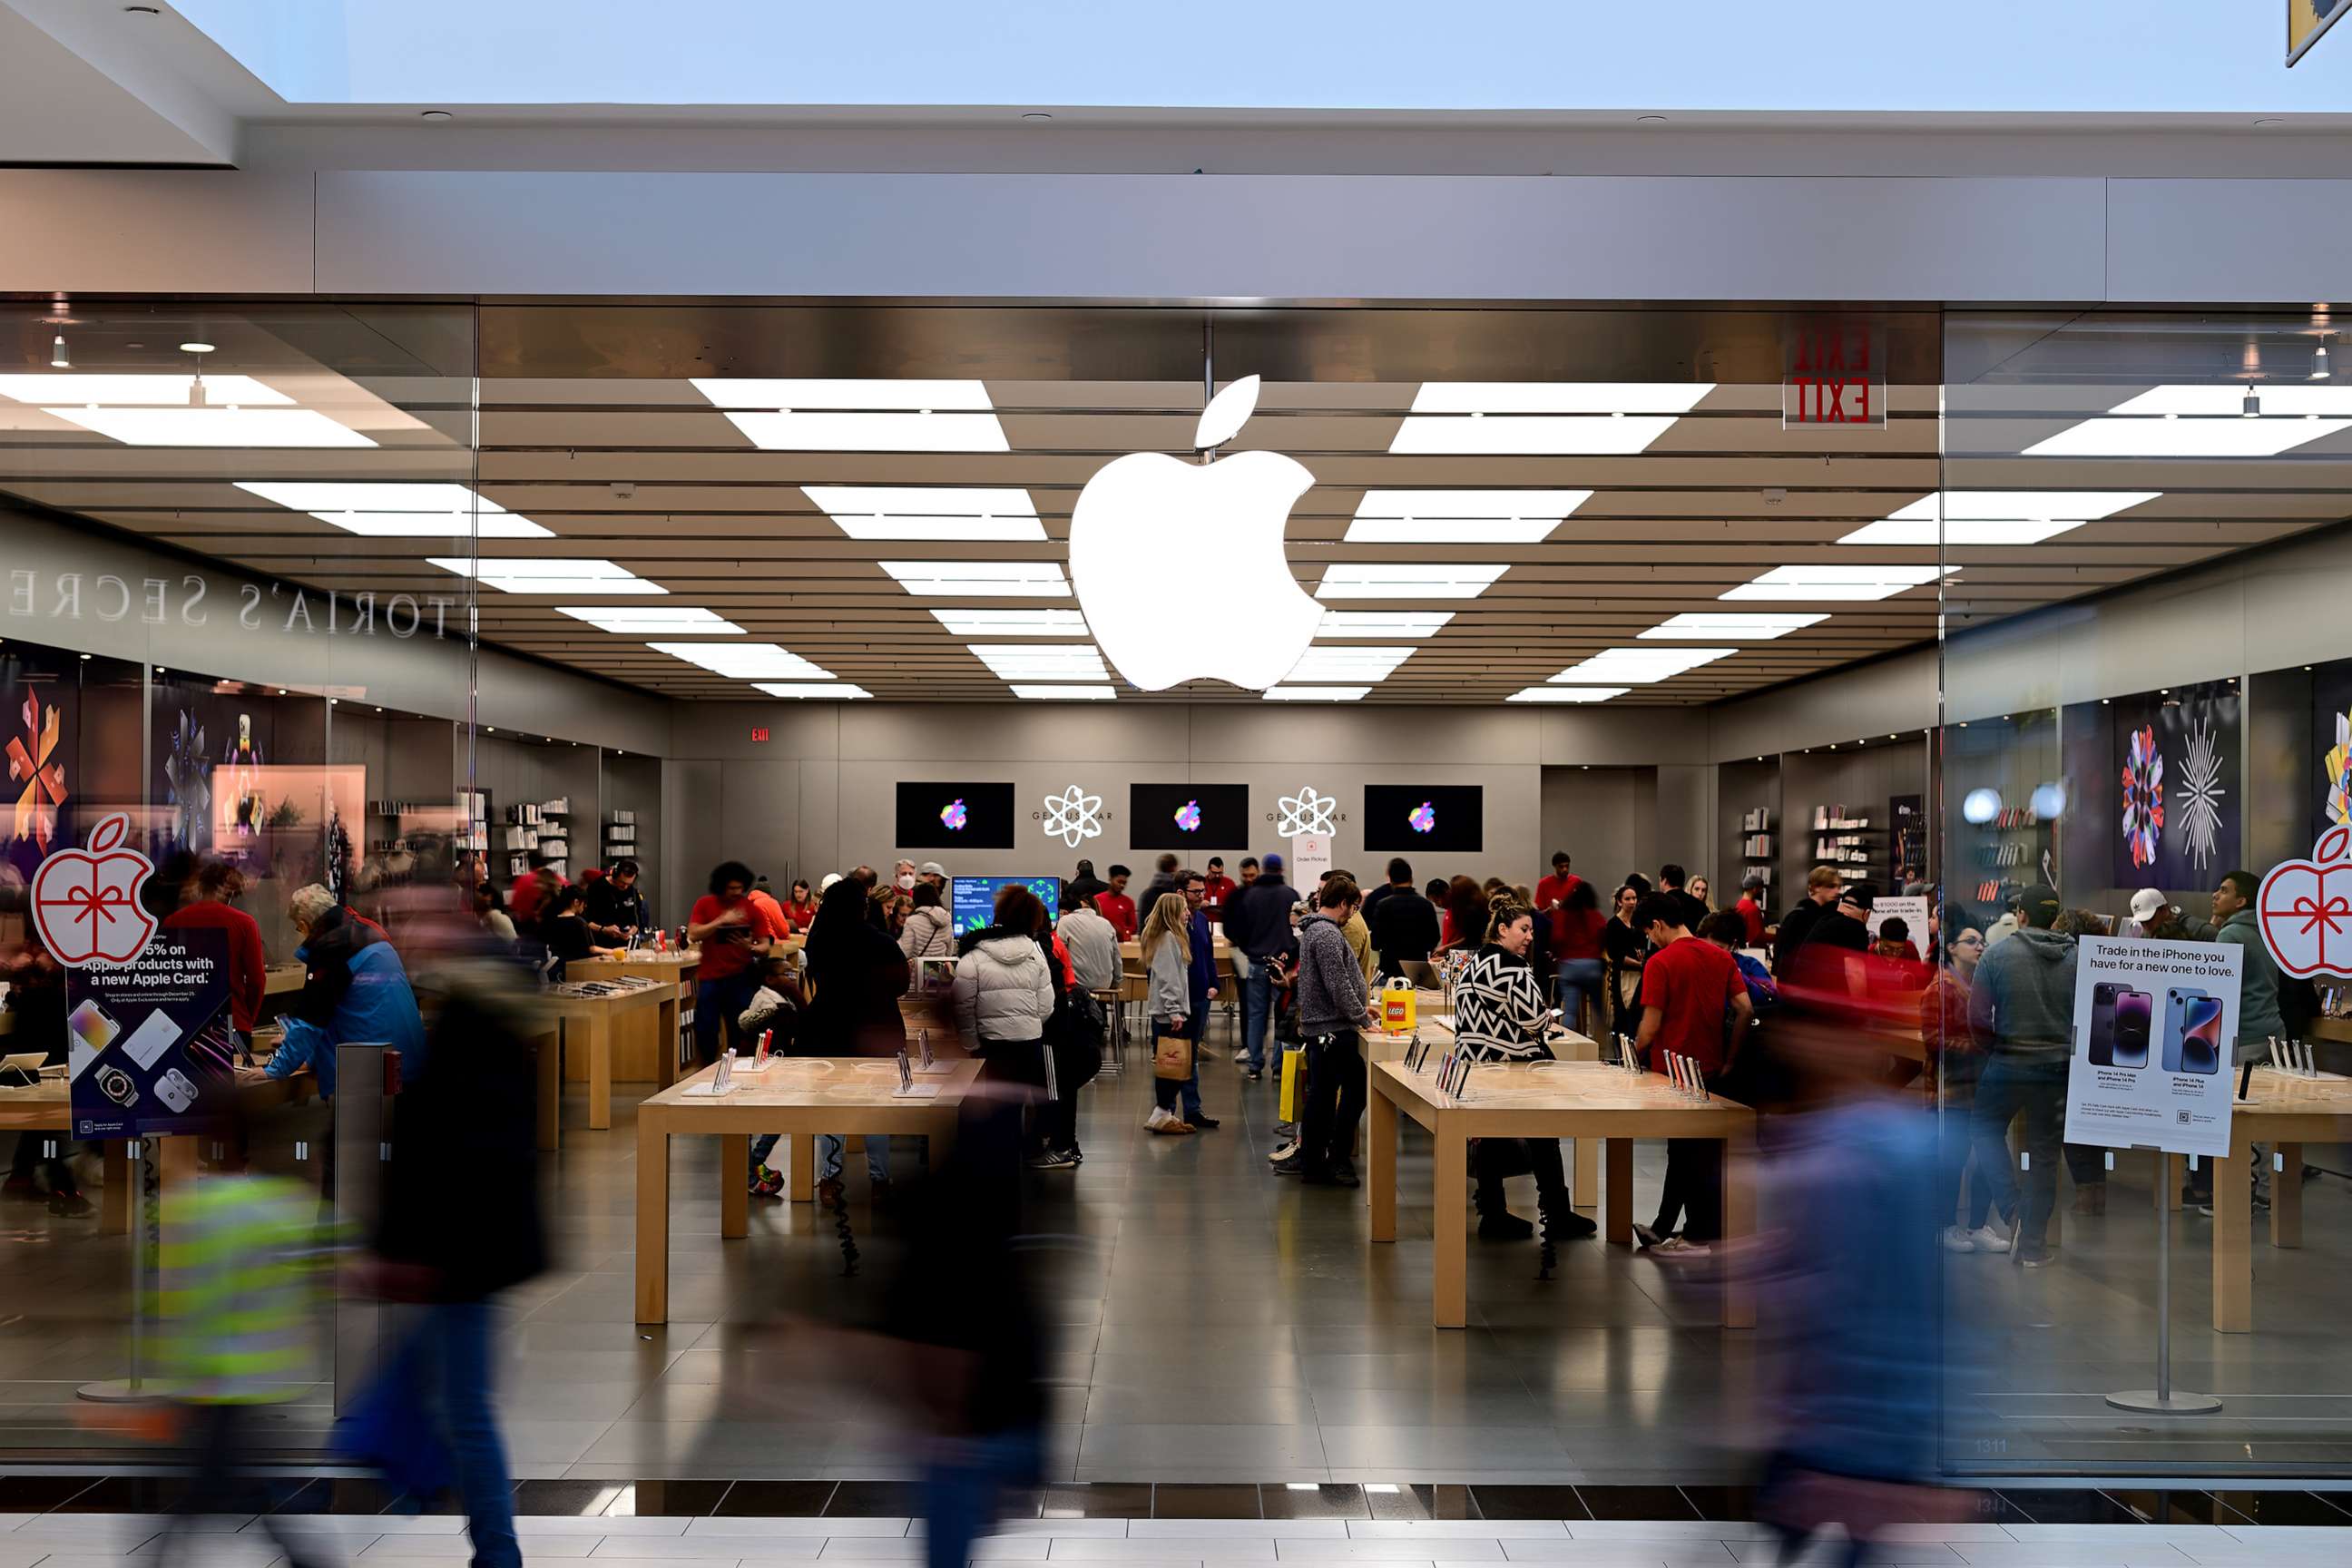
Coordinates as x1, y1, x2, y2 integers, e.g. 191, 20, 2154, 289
31, 813, 236, 1139
2063, 936, 2244, 1160
1867, 894, 1932, 947
1289, 833, 1332, 887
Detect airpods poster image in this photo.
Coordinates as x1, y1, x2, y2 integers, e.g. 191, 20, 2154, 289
65, 926, 232, 1141
2062, 936, 2243, 1160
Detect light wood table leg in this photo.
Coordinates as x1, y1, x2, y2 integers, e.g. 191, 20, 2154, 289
2167, 1152, 2184, 1211
1573, 1137, 1599, 1213
656, 995, 681, 1090
2271, 1142, 2303, 1249
534, 1026, 561, 1152
587, 1014, 613, 1130
101, 1141, 129, 1235
1432, 1123, 1467, 1329
1720, 1130, 1756, 1330
788, 1127, 815, 1202
635, 1119, 670, 1324
1367, 1084, 1397, 1243
720, 1133, 750, 1240
1604, 1138, 1634, 1245
2213, 1146, 2252, 1334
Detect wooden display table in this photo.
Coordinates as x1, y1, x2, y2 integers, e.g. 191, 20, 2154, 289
1365, 1004, 1605, 1211
564, 949, 701, 1083
531, 981, 680, 1152
632, 1056, 979, 1323
263, 963, 306, 995
2210, 1068, 2352, 1334
1367, 1057, 1757, 1330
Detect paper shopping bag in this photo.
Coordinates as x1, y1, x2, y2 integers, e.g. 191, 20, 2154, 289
1278, 1044, 1306, 1122
1152, 1031, 1192, 1081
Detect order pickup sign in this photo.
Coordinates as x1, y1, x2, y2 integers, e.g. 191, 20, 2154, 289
2063, 936, 2244, 1160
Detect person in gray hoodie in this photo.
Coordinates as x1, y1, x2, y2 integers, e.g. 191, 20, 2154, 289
1965, 883, 2076, 1267
1289, 876, 1376, 1188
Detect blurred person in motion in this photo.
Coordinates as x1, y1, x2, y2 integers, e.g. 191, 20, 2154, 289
1549, 879, 1608, 1035
153, 1095, 336, 1568
1964, 885, 2074, 1266
1438, 874, 1488, 954
2, 929, 89, 1214
783, 875, 910, 1200
688, 859, 787, 1063
1749, 1007, 1965, 1566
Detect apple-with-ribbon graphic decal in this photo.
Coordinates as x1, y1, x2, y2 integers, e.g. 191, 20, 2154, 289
1069, 375, 1322, 691
30, 813, 158, 968
2259, 825, 2352, 979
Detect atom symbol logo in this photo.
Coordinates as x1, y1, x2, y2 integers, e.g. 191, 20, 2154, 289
1042, 784, 1103, 849
1276, 783, 1337, 838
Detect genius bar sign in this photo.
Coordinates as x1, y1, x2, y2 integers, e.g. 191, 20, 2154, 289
1783, 328, 1886, 429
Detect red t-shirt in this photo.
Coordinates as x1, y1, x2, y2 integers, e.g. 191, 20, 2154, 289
1096, 892, 1138, 941
162, 900, 267, 1034
1534, 871, 1583, 912
1735, 896, 1766, 945
690, 891, 789, 981
1641, 935, 1746, 1076
1552, 905, 1606, 963
782, 899, 818, 932
1202, 875, 1237, 916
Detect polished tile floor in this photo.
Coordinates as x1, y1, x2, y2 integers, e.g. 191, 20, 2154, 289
3, 1014, 2350, 1485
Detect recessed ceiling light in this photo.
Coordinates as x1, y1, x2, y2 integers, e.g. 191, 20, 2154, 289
1283, 645, 1413, 681
428, 557, 664, 594
238, 478, 554, 538
2025, 387, 2352, 456
1550, 646, 1732, 684
1343, 489, 1592, 544
929, 608, 1089, 637
651, 642, 833, 680
1262, 686, 1371, 701
1506, 686, 1630, 703
880, 561, 1070, 597
0, 374, 288, 406
43, 407, 375, 448
966, 643, 1109, 681
1318, 611, 1454, 639
1640, 612, 1825, 640
691, 378, 1008, 452
1390, 384, 1710, 456
1011, 684, 1118, 701
802, 485, 1045, 541
559, 606, 744, 635
1315, 564, 1506, 600
754, 681, 870, 700
1721, 564, 1945, 602
1840, 490, 2161, 546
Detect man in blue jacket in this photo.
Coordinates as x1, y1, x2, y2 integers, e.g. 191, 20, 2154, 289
265, 887, 426, 1100
1221, 852, 1298, 1080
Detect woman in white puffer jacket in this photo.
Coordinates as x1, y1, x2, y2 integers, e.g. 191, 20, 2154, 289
950, 883, 1056, 1050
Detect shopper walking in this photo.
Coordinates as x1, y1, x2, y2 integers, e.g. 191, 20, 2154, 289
898, 881, 955, 961
1142, 892, 1201, 1136
1287, 877, 1376, 1187
1924, 927, 1999, 1252
1734, 875, 1769, 946
688, 859, 789, 1063
1632, 892, 1753, 1259
1055, 890, 1122, 995
1223, 851, 1298, 1079
1453, 899, 1596, 1247
1964, 884, 2074, 1266
1549, 880, 1608, 1036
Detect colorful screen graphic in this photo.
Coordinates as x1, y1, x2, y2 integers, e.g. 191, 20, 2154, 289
1363, 784, 1483, 853
949, 875, 1062, 936
1127, 784, 1249, 849
894, 781, 1015, 848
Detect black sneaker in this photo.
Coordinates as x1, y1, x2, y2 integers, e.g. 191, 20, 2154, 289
1632, 1221, 1666, 1250
1248, 1068, 1264, 1082
1478, 1210, 1535, 1241
1189, 1115, 1220, 1131
1326, 1163, 1361, 1189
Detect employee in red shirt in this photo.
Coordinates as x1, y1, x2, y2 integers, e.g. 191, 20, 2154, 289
1534, 850, 1583, 917
1201, 857, 1237, 919
1094, 864, 1139, 941
162, 860, 267, 1039
687, 858, 788, 1063
1631, 891, 1751, 1260
1734, 875, 1769, 946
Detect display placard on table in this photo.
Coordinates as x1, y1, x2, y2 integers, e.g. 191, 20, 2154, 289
2063, 936, 2244, 1160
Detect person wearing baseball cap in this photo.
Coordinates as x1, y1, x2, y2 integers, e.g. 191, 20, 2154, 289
1963, 883, 2073, 1267
2122, 887, 2166, 937
917, 862, 947, 894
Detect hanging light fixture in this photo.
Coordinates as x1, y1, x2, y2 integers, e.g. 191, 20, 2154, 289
2241, 388, 2262, 418
49, 334, 69, 368
2313, 336, 2332, 380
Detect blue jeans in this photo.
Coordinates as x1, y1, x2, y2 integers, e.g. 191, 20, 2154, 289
1241, 963, 1277, 1072
414, 1301, 516, 1568
1151, 1014, 1204, 1121
1553, 958, 1604, 1035
815, 1131, 892, 1183
924, 1430, 1044, 1568
1968, 1054, 2065, 1253
692, 970, 761, 1064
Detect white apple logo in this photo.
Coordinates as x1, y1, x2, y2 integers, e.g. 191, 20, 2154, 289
1069, 376, 1322, 691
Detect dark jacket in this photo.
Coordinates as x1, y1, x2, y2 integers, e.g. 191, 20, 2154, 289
583, 876, 650, 936
1296, 912, 1368, 1035
1802, 909, 1872, 956
805, 914, 912, 1055
2175, 907, 2286, 1054
1223, 874, 1299, 963
1186, 908, 1218, 1012
1135, 875, 1181, 928
1774, 897, 1830, 973
1370, 888, 1441, 973
1966, 926, 2077, 1062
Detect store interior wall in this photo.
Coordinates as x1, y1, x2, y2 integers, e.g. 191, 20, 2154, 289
1540, 767, 1658, 892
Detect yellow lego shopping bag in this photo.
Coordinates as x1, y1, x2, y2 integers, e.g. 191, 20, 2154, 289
1277, 1044, 1305, 1122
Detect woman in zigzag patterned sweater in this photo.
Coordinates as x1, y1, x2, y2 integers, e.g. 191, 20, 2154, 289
1450, 897, 1599, 1250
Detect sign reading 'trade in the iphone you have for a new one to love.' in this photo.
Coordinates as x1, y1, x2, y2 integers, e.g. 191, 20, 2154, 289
2063, 936, 2245, 1161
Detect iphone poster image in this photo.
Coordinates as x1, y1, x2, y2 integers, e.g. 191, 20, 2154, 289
64, 927, 231, 1141
2063, 936, 2245, 1161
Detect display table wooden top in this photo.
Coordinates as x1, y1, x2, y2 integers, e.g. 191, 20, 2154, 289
632, 1056, 981, 1324
2210, 1067, 2352, 1334
1367, 1057, 1756, 1330
568, 948, 701, 984
531, 981, 681, 1152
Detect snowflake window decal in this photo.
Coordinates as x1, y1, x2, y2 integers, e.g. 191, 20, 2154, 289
2121, 724, 2165, 870
1276, 783, 1337, 838
2178, 716, 2228, 872
1041, 783, 1103, 849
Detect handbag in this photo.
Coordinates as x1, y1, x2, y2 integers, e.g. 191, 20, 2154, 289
1152, 1029, 1193, 1081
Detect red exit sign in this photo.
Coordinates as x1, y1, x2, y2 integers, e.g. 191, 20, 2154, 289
750, 726, 769, 742
1784, 328, 1886, 428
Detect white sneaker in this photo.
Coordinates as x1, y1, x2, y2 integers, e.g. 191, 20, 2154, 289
1967, 1224, 2012, 1254
1144, 1106, 1173, 1131
1942, 1225, 1976, 1254
1981, 1210, 2014, 1240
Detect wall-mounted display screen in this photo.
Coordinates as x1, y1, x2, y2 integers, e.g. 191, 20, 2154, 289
895, 780, 1016, 849
2063, 680, 2241, 889
949, 875, 1061, 936
1128, 783, 1250, 849
1363, 784, 1484, 853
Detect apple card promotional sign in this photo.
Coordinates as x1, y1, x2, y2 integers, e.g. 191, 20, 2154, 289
2062, 936, 2243, 1160
32, 814, 234, 1139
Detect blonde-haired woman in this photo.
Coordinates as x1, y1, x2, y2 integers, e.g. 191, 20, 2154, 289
1142, 891, 1202, 1134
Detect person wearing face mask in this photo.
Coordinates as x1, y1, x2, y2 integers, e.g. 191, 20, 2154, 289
1924, 927, 1995, 1253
